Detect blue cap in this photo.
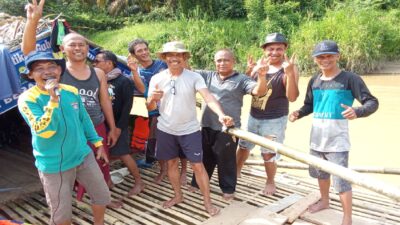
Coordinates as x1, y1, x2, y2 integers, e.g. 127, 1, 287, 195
312, 40, 340, 57
20, 51, 66, 81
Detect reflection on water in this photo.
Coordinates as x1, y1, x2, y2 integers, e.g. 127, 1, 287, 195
283, 74, 400, 187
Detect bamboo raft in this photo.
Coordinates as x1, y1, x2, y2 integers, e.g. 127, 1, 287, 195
0, 160, 399, 225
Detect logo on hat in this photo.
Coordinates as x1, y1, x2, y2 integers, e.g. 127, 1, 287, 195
312, 40, 340, 57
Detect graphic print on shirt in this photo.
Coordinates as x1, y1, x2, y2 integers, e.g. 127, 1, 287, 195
78, 87, 99, 108
107, 84, 116, 102
251, 74, 274, 111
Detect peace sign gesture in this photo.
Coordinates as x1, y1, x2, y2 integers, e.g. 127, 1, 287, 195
282, 53, 297, 74
25, 0, 45, 22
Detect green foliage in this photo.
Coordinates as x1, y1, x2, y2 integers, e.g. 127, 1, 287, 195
0, 0, 29, 16
291, 8, 400, 75
244, 0, 265, 22
263, 0, 301, 35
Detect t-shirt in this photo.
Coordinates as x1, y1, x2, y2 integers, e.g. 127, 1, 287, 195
148, 69, 207, 135
297, 71, 379, 152
196, 70, 256, 130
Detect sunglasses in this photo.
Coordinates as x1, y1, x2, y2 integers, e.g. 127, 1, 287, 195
170, 79, 176, 95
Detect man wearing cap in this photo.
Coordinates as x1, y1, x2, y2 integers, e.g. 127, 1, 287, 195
289, 40, 378, 225
236, 32, 300, 196
147, 41, 233, 216
189, 48, 267, 201
17, 51, 111, 225
22, 0, 120, 201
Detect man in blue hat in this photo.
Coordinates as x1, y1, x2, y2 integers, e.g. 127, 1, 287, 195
289, 40, 379, 225
236, 32, 300, 196
17, 51, 111, 225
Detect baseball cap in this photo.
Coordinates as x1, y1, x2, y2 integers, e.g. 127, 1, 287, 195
312, 40, 340, 57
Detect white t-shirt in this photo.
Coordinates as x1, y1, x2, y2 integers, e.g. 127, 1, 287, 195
148, 69, 207, 135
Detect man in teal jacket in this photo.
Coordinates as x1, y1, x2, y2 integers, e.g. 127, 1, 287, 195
18, 51, 111, 225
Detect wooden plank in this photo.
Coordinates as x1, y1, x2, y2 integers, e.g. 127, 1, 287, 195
262, 193, 303, 213
280, 191, 320, 223
200, 201, 257, 225
301, 209, 380, 225
291, 219, 316, 225
239, 209, 288, 225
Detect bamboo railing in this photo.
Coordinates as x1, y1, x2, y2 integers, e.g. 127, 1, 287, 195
224, 127, 400, 202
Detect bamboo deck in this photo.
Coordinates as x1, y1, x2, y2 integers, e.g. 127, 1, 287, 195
1, 161, 399, 225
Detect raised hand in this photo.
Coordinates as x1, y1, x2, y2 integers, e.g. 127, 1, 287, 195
252, 56, 270, 77
127, 54, 139, 72
245, 55, 256, 76
282, 53, 296, 74
25, 0, 45, 21
151, 84, 164, 102
341, 104, 357, 120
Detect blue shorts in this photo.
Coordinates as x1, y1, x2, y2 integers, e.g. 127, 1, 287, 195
309, 150, 352, 193
155, 129, 202, 163
239, 115, 287, 161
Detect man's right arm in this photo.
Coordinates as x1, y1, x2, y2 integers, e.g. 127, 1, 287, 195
22, 0, 46, 55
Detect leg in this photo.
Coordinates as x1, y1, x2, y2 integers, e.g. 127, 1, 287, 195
191, 162, 220, 216
262, 153, 277, 196
339, 191, 352, 225
120, 154, 145, 196
236, 147, 250, 178
309, 178, 330, 213
163, 158, 184, 208
154, 159, 167, 184
180, 158, 188, 186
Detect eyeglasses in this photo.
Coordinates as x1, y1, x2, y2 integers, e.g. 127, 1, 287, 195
170, 79, 176, 95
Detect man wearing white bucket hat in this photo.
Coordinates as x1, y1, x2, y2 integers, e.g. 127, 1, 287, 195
147, 41, 233, 216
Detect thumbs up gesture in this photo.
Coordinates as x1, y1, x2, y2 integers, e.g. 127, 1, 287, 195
151, 84, 164, 102
341, 104, 357, 120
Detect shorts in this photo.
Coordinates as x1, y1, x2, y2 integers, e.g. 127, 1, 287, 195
38, 152, 111, 224
110, 128, 130, 156
155, 129, 202, 163
239, 115, 287, 161
309, 150, 352, 193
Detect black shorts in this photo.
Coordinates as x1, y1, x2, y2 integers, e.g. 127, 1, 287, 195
110, 128, 130, 156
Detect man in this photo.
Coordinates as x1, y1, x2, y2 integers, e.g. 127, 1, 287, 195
236, 32, 300, 196
93, 50, 145, 196
289, 40, 378, 225
190, 49, 267, 200
22, 0, 120, 201
18, 51, 110, 225
147, 41, 233, 216
127, 38, 187, 184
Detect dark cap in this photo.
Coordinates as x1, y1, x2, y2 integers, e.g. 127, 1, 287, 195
260, 33, 288, 48
312, 40, 340, 57
20, 51, 66, 81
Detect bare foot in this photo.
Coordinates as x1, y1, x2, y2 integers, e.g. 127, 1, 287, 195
128, 182, 145, 196
262, 182, 276, 196
163, 196, 183, 208
107, 200, 123, 208
237, 172, 241, 178
341, 217, 352, 225
188, 185, 199, 193
222, 193, 235, 201
153, 170, 167, 184
308, 199, 329, 213
180, 174, 187, 186
205, 203, 220, 216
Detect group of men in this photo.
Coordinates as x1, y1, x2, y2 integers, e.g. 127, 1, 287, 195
17, 1, 378, 225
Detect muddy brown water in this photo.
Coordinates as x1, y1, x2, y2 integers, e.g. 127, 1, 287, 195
132, 74, 400, 188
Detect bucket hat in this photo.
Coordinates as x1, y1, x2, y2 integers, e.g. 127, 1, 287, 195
312, 40, 339, 57
157, 41, 190, 59
260, 33, 288, 49
20, 51, 66, 81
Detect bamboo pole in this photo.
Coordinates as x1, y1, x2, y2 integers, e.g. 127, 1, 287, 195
225, 127, 400, 202
245, 161, 400, 175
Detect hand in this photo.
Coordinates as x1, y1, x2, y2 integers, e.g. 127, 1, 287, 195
341, 104, 357, 120
150, 84, 164, 102
289, 111, 299, 122
25, 0, 45, 21
96, 145, 109, 167
44, 78, 59, 101
107, 127, 121, 147
282, 53, 297, 75
245, 55, 256, 76
127, 54, 139, 72
252, 56, 270, 77
219, 115, 234, 127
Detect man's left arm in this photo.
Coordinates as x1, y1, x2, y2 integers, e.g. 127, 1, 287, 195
95, 68, 120, 147
351, 75, 379, 118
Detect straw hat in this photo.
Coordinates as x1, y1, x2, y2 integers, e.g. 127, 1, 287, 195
157, 41, 191, 59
